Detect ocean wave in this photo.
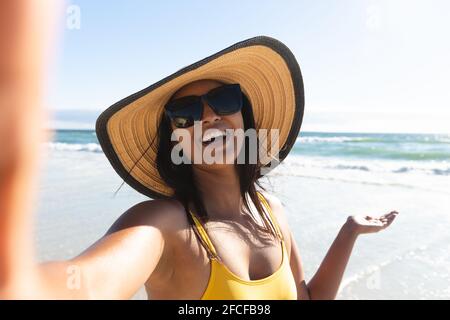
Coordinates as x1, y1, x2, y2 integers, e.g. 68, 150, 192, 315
335, 164, 370, 171
291, 144, 450, 161
296, 135, 450, 145
43, 140, 450, 176
281, 156, 450, 176
391, 166, 450, 176
432, 168, 450, 175
46, 142, 103, 153
296, 136, 371, 143
391, 166, 450, 175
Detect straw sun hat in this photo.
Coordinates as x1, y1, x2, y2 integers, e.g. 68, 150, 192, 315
96, 36, 304, 199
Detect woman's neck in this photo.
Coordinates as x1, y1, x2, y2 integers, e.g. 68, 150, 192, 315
192, 165, 243, 220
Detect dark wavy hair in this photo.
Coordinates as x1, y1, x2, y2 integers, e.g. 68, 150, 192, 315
155, 83, 279, 257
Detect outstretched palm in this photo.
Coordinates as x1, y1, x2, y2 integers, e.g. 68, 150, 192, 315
347, 211, 399, 235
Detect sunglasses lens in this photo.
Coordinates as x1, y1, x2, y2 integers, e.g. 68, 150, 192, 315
206, 84, 243, 115
164, 84, 243, 127
172, 117, 192, 128
165, 96, 202, 128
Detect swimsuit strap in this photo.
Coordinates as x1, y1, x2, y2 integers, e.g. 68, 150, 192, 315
189, 191, 284, 260
256, 191, 284, 241
189, 210, 219, 260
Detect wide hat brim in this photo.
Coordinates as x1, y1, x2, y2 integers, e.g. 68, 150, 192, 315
96, 36, 305, 199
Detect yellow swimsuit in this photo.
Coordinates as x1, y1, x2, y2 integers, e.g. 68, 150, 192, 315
189, 192, 298, 300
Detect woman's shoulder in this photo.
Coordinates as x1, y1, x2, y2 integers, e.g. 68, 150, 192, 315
258, 190, 284, 218
257, 191, 291, 240
108, 198, 190, 234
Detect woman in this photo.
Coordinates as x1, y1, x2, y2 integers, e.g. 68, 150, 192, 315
0, 4, 397, 298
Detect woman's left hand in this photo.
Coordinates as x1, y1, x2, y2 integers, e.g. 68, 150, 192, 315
346, 211, 399, 236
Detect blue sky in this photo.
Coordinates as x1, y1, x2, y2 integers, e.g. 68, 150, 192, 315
46, 0, 450, 133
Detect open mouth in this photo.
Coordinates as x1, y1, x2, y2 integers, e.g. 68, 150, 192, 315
202, 135, 227, 146
202, 130, 228, 146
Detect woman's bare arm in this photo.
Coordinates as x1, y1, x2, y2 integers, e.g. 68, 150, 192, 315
306, 222, 358, 300
306, 213, 398, 299
262, 193, 398, 300
35, 201, 172, 300
289, 231, 311, 300
0, 0, 58, 294
2, 195, 172, 300
0, 1, 173, 299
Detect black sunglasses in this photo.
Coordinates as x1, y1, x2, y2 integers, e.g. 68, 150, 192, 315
164, 83, 243, 128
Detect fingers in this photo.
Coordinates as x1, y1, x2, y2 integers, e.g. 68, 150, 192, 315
354, 211, 399, 235
378, 211, 399, 220
385, 213, 398, 226
380, 211, 398, 229
367, 210, 398, 220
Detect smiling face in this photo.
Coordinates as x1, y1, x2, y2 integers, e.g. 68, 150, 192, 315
167, 79, 245, 169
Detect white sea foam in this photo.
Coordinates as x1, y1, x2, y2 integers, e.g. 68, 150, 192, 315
46, 142, 103, 153
280, 155, 450, 177
296, 136, 368, 143
296, 134, 450, 144
268, 155, 450, 194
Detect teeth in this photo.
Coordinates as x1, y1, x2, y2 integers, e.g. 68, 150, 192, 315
202, 130, 225, 143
